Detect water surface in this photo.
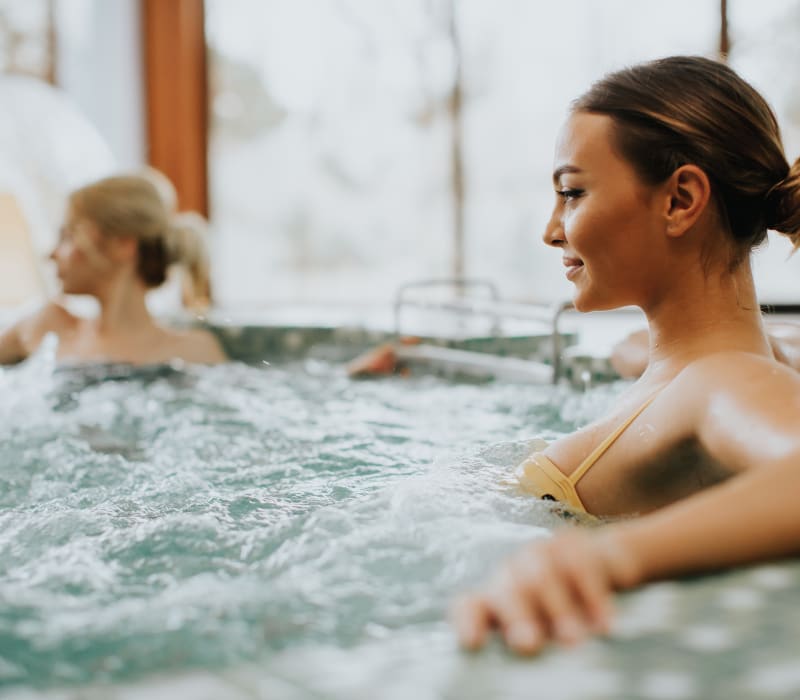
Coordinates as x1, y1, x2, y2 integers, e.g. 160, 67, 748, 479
0, 346, 617, 691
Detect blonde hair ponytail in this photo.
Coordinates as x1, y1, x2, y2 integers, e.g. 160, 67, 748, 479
69, 169, 214, 310
167, 211, 213, 310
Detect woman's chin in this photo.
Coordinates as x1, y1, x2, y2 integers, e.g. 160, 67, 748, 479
60, 281, 89, 296
571, 289, 619, 314
573, 295, 631, 314
571, 292, 595, 313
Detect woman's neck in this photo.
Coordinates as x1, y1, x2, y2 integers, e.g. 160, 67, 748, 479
641, 259, 770, 382
92, 275, 157, 335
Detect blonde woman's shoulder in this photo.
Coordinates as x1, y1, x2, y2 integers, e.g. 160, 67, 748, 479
0, 301, 79, 364
168, 326, 228, 365
32, 300, 78, 328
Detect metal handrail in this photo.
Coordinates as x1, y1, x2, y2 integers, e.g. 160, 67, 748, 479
392, 278, 574, 383
551, 300, 575, 382
393, 344, 553, 383
393, 278, 501, 334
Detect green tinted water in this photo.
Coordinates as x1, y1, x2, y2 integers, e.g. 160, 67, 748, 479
0, 342, 614, 691
5, 345, 800, 700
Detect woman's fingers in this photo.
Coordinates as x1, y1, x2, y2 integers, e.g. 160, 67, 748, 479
454, 529, 631, 654
486, 568, 546, 655
568, 554, 614, 634
544, 533, 615, 635
508, 544, 587, 646
451, 593, 494, 650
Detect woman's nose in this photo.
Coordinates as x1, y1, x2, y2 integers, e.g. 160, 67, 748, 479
542, 208, 565, 248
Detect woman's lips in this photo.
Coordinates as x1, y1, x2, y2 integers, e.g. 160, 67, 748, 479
563, 257, 584, 280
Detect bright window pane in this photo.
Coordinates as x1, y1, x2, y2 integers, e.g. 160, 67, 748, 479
206, 0, 800, 306
206, 0, 454, 305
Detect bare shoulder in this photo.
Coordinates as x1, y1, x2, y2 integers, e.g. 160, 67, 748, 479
649, 351, 800, 437
675, 351, 800, 393
27, 301, 79, 333
670, 351, 800, 471
169, 327, 228, 365
0, 301, 78, 363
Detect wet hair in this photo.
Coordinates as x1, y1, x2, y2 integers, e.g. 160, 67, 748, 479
68, 170, 212, 308
573, 56, 800, 264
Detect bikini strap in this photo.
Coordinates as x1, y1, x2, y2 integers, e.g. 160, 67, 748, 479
569, 392, 660, 486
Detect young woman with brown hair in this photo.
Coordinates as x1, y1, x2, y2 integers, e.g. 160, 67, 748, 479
453, 55, 800, 654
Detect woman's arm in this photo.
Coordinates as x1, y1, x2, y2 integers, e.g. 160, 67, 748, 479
633, 352, 800, 575
454, 462, 800, 655
0, 302, 75, 365
0, 321, 27, 365
453, 354, 800, 654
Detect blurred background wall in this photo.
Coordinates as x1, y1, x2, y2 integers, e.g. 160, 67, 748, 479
1, 0, 799, 310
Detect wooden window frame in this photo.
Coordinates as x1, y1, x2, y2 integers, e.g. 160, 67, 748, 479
141, 0, 209, 215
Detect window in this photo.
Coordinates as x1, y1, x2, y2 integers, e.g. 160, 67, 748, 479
206, 1, 800, 307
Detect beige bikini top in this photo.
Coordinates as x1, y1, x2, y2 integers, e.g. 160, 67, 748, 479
516, 394, 658, 513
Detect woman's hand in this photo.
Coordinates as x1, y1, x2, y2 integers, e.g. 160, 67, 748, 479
452, 527, 643, 655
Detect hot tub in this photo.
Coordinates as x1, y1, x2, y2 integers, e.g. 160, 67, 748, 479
0, 326, 798, 700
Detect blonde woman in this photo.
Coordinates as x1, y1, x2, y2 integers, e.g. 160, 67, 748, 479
453, 56, 800, 654
0, 172, 226, 365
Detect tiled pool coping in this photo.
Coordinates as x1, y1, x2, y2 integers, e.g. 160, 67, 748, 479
3, 560, 799, 699
196, 306, 653, 384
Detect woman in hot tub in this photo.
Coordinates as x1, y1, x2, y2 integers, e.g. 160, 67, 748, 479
0, 171, 226, 366
453, 55, 800, 654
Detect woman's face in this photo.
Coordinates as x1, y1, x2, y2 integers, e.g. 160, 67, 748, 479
49, 207, 110, 295
543, 112, 667, 312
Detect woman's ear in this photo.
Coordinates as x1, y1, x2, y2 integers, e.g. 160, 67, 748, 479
106, 235, 138, 263
664, 164, 712, 238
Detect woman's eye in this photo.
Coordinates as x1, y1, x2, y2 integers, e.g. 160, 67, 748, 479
556, 188, 584, 202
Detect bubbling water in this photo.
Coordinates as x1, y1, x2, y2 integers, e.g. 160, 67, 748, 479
0, 348, 615, 688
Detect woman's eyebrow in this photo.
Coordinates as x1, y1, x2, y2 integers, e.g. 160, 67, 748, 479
552, 165, 582, 184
